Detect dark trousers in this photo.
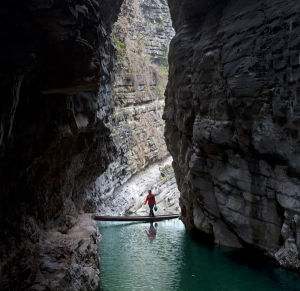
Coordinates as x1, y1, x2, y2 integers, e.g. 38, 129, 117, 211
149, 205, 154, 217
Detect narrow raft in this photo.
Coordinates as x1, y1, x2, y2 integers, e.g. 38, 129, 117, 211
92, 214, 180, 222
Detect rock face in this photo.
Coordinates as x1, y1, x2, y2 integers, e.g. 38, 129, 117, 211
31, 214, 101, 291
83, 0, 177, 214
165, 0, 300, 270
98, 156, 180, 216
0, 0, 123, 289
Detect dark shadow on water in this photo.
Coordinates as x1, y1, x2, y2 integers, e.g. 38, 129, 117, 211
222, 247, 275, 269
189, 226, 298, 275
186, 227, 300, 290
222, 247, 300, 284
189, 227, 215, 248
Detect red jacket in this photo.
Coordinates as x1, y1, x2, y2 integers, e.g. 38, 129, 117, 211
144, 193, 156, 206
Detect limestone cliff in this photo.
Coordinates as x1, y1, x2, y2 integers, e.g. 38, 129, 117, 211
165, 0, 300, 270
0, 1, 123, 289
83, 0, 178, 215
98, 157, 180, 216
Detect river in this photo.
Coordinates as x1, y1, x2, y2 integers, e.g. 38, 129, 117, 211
99, 219, 300, 291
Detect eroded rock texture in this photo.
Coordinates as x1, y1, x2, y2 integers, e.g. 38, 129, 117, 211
165, 0, 300, 270
32, 214, 101, 291
83, 0, 177, 214
98, 157, 180, 216
0, 0, 123, 289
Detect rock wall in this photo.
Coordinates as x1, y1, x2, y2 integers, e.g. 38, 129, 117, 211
83, 0, 177, 214
0, 0, 123, 289
165, 0, 300, 271
98, 156, 180, 216
32, 214, 101, 291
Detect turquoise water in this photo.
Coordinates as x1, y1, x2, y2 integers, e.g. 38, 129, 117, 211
99, 219, 300, 291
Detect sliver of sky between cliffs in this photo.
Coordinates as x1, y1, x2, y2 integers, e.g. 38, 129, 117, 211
99, 219, 300, 291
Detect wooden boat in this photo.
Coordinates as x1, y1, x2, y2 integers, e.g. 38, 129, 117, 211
92, 214, 180, 222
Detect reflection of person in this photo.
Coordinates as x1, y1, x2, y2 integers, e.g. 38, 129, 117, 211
144, 189, 156, 217
145, 222, 158, 243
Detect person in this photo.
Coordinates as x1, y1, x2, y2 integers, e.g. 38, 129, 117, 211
144, 189, 156, 217
145, 222, 158, 243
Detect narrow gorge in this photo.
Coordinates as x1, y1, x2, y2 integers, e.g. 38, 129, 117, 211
83, 0, 179, 217
1, 0, 300, 290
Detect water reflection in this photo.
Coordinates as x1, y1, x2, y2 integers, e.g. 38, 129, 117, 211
99, 219, 300, 291
145, 222, 158, 243
99, 219, 185, 291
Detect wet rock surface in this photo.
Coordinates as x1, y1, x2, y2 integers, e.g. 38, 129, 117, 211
165, 0, 300, 271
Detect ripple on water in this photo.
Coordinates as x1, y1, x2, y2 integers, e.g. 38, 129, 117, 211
99, 219, 300, 291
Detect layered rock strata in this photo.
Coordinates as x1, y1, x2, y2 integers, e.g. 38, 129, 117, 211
165, 0, 300, 270
98, 156, 180, 216
0, 0, 123, 289
83, 0, 177, 214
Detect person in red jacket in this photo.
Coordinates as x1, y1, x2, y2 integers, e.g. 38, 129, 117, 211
144, 190, 156, 217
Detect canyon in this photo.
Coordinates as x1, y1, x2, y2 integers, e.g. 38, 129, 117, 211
1, 0, 300, 290
83, 0, 179, 217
